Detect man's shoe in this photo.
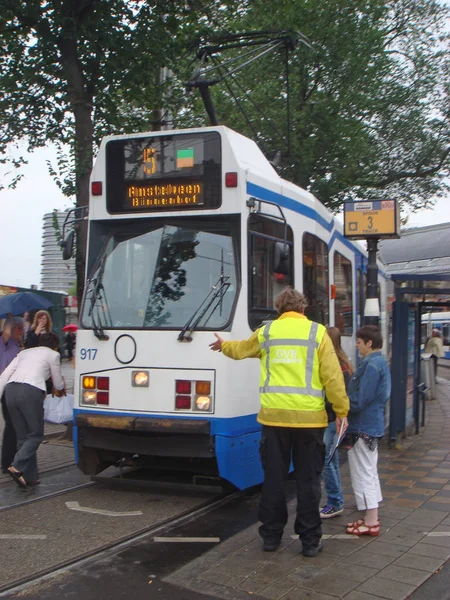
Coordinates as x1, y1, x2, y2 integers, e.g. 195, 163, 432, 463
302, 540, 324, 557
320, 504, 344, 519
263, 540, 281, 552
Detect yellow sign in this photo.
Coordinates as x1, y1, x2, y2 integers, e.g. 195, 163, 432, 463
344, 200, 400, 239
126, 182, 204, 209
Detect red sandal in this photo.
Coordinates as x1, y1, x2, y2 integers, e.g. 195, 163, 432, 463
347, 518, 380, 528
346, 519, 380, 536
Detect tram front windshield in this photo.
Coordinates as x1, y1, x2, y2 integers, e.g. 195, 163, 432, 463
81, 223, 237, 331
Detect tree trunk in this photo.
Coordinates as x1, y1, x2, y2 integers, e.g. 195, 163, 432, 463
57, 31, 94, 307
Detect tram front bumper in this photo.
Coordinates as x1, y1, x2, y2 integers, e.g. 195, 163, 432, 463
75, 413, 211, 435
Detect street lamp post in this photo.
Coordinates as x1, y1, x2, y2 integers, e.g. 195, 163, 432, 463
364, 237, 380, 326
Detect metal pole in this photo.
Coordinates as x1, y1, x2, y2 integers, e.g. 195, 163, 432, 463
364, 238, 380, 326
198, 84, 219, 126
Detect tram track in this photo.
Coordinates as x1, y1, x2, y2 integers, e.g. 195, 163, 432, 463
0, 481, 96, 513
0, 485, 240, 597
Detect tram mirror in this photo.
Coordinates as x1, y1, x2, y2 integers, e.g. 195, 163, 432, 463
61, 230, 75, 261
273, 241, 290, 275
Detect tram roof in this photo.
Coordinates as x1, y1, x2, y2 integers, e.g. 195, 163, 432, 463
379, 222, 450, 280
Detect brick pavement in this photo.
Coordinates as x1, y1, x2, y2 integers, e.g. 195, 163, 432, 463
0, 359, 76, 484
166, 370, 450, 600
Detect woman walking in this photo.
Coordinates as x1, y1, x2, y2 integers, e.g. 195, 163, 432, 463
320, 327, 353, 519
0, 332, 65, 488
346, 325, 391, 536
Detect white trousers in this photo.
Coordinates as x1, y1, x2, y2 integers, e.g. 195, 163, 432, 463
348, 438, 382, 511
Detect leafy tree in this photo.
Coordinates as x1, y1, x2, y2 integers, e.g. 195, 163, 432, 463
177, 0, 450, 214
0, 0, 236, 300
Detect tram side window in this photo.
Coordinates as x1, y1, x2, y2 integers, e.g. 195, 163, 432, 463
334, 252, 353, 335
248, 214, 294, 330
303, 233, 329, 325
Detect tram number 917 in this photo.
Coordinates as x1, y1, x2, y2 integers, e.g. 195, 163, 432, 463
80, 348, 98, 360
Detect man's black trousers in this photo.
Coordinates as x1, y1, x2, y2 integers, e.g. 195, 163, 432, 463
258, 425, 325, 551
1, 393, 17, 471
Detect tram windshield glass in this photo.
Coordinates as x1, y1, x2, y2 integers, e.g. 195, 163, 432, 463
81, 224, 237, 330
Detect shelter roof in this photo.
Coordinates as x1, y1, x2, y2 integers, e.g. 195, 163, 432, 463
379, 222, 450, 278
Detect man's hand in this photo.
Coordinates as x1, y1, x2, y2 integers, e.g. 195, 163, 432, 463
209, 333, 224, 352
335, 416, 348, 437
52, 387, 66, 398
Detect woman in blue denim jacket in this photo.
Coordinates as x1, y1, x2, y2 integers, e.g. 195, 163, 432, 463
346, 326, 391, 537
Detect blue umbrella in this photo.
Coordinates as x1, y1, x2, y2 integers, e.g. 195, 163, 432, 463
0, 292, 54, 319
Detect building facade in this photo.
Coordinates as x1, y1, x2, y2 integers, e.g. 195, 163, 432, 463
40, 210, 76, 293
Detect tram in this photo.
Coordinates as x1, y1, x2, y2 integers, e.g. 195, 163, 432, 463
71, 126, 387, 490
421, 311, 450, 356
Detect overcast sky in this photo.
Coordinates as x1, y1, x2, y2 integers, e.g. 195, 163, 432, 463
0, 144, 448, 289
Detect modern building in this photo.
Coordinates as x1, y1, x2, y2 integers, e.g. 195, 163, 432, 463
40, 210, 76, 293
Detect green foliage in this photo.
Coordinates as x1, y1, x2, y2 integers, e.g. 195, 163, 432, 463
175, 0, 450, 213
51, 208, 62, 246
68, 281, 77, 296
0, 0, 449, 218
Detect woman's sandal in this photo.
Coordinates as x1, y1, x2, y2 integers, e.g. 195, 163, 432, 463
7, 467, 27, 489
346, 519, 380, 536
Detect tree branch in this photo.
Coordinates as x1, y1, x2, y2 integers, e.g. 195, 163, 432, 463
362, 147, 450, 188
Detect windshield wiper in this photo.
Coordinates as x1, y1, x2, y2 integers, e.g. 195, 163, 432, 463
88, 255, 111, 340
178, 275, 230, 342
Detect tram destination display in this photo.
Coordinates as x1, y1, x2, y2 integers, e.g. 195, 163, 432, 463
105, 131, 222, 213
343, 199, 400, 240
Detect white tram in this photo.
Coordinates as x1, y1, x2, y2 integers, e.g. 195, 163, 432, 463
73, 126, 387, 489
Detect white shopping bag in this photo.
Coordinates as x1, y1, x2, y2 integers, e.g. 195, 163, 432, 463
44, 394, 74, 424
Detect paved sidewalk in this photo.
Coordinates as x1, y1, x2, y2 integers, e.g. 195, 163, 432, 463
166, 371, 450, 600
0, 359, 76, 484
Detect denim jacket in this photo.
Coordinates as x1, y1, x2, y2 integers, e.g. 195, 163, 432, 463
347, 351, 391, 437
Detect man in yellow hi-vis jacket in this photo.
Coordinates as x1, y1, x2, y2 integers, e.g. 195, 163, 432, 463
210, 287, 349, 557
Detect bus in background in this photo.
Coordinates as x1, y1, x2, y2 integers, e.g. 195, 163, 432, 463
65, 126, 386, 490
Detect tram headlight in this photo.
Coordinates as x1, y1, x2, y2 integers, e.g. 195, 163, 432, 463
195, 396, 211, 411
82, 376, 96, 389
82, 390, 97, 405
132, 371, 149, 387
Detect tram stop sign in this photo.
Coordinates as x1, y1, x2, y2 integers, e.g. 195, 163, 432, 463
343, 199, 400, 240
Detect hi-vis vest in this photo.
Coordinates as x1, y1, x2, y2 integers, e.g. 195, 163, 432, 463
257, 317, 327, 427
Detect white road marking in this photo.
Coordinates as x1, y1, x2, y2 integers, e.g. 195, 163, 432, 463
65, 501, 143, 517
153, 536, 220, 543
290, 534, 333, 540
0, 534, 47, 540
426, 532, 450, 537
